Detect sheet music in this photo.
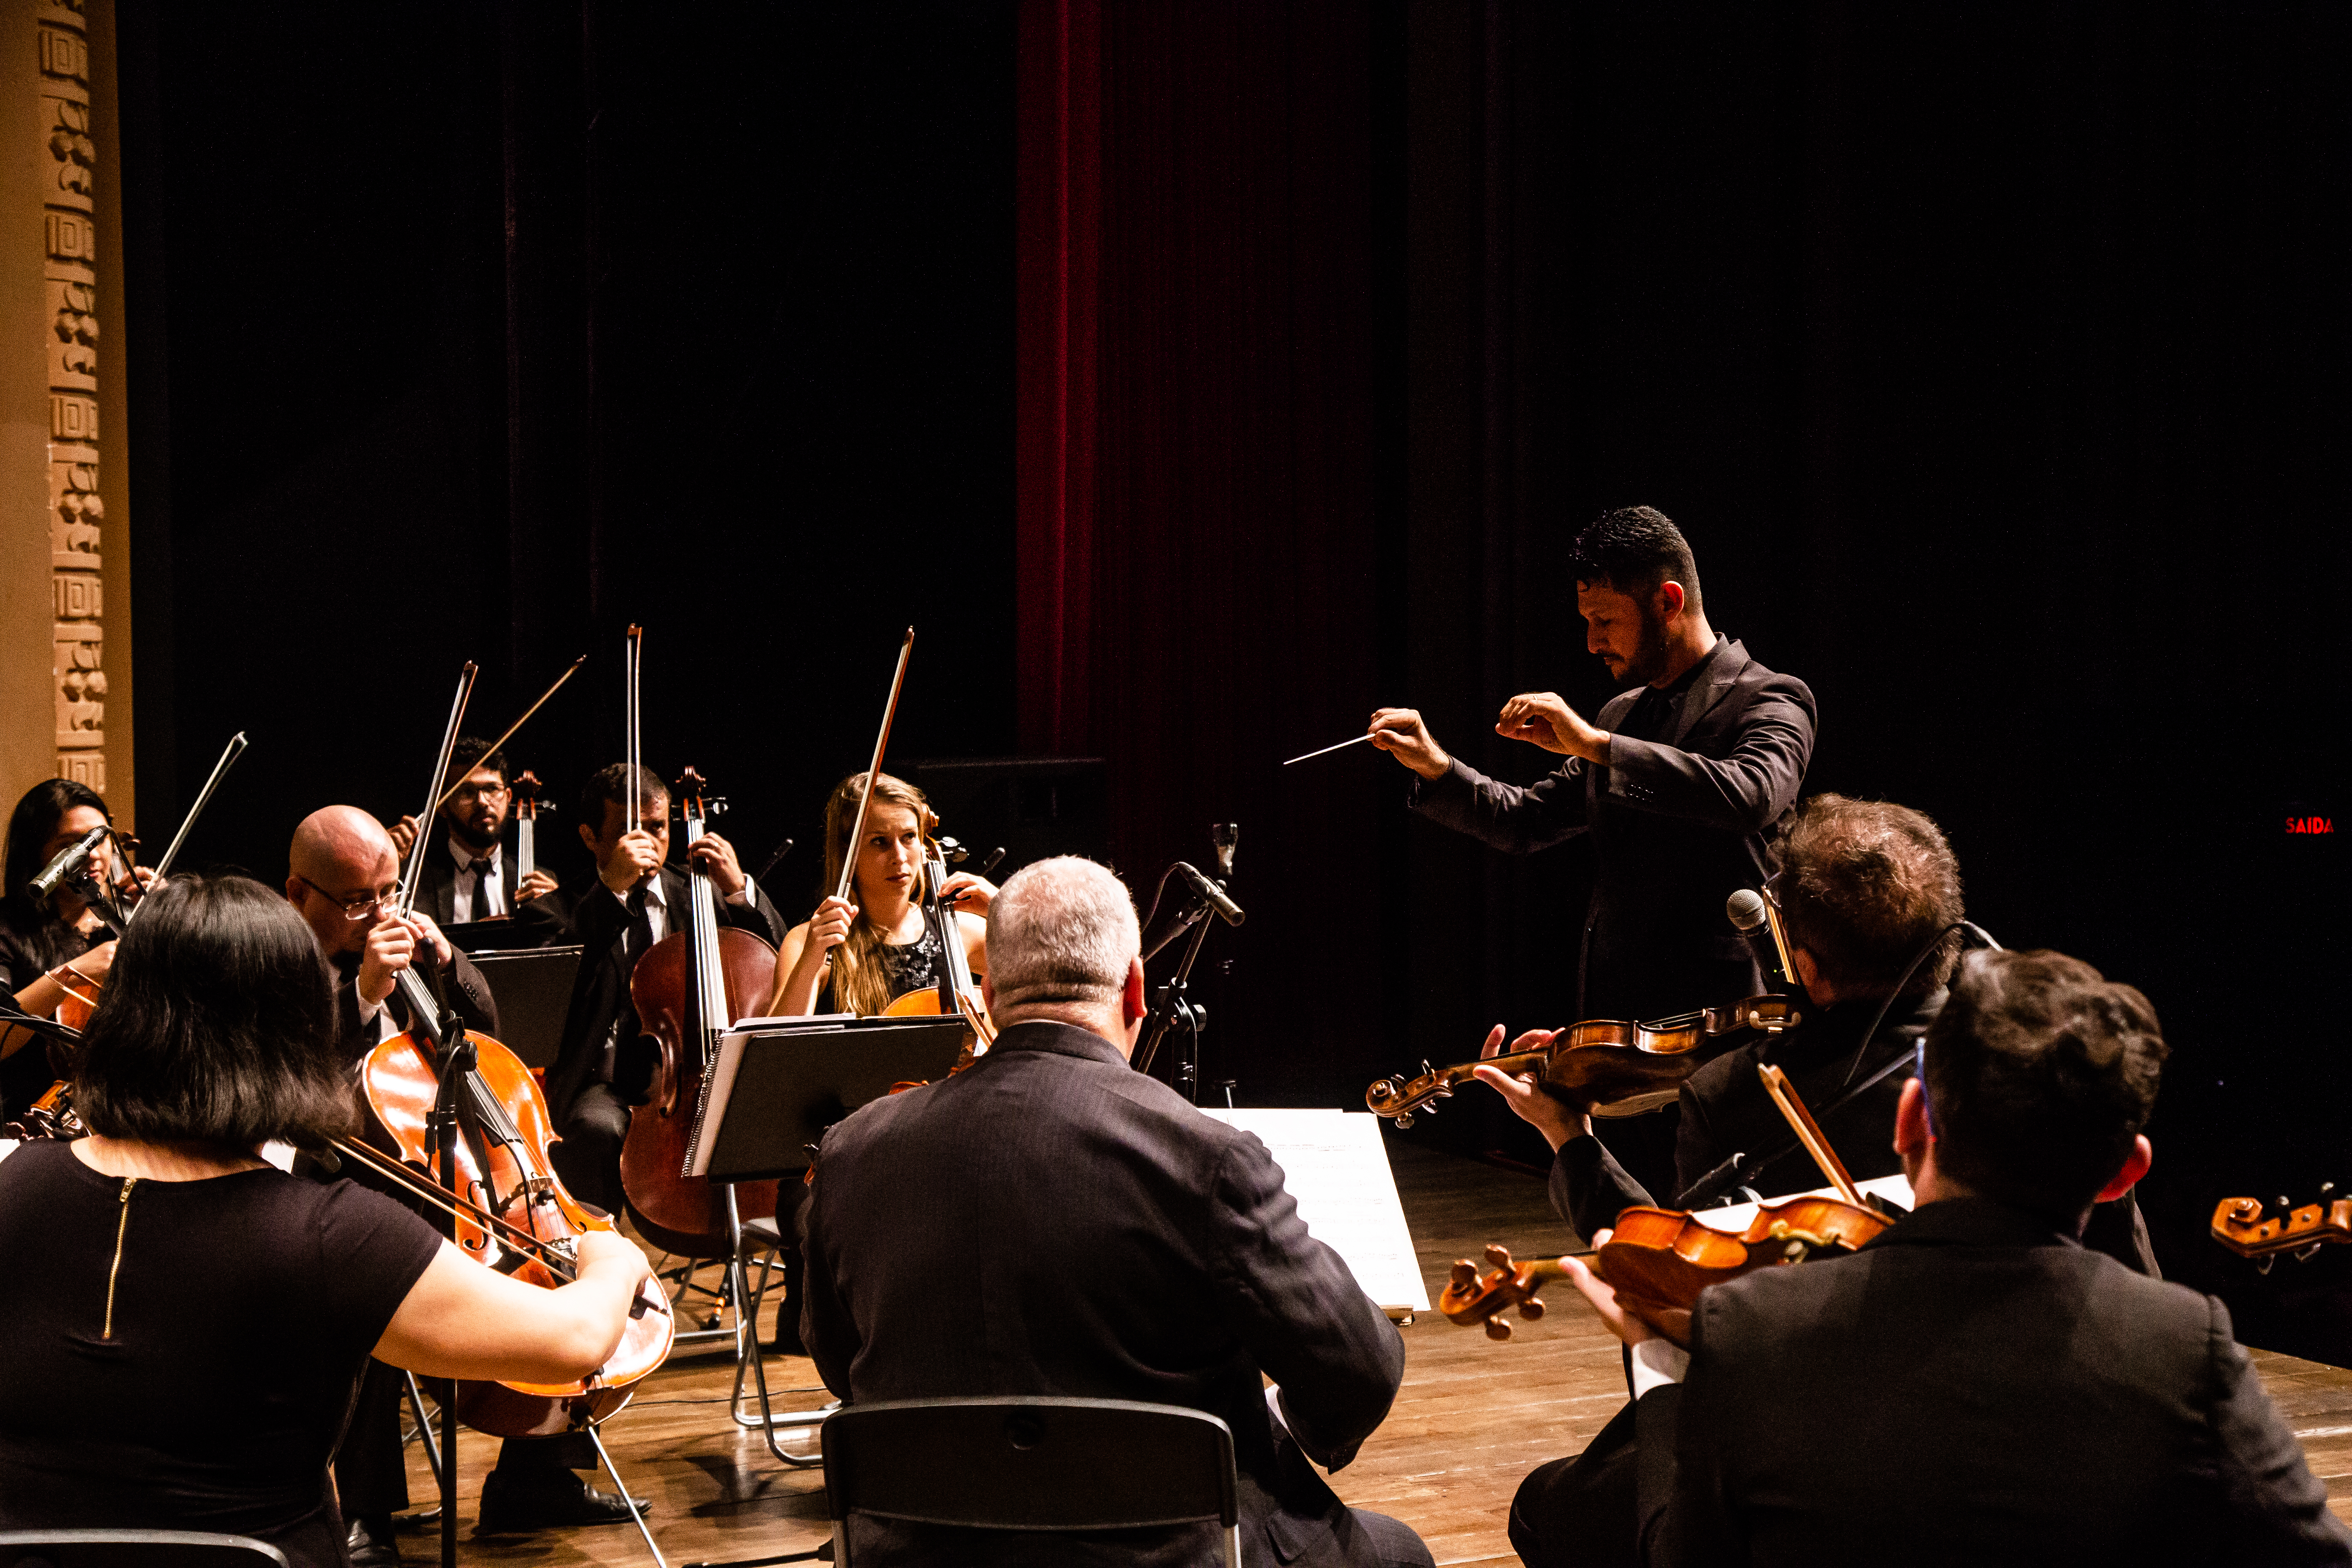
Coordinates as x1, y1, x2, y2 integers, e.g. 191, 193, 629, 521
1689, 1172, 1913, 1235
1205, 1108, 1431, 1314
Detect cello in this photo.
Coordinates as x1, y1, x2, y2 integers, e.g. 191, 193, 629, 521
620, 763, 782, 1257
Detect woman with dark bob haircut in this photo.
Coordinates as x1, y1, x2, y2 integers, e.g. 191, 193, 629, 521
0, 876, 649, 1565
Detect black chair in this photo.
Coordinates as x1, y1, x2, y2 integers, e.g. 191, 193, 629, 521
0, 1531, 289, 1568
819, 1397, 1241, 1568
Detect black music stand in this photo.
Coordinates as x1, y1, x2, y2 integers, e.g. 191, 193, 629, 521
691, 1017, 968, 1455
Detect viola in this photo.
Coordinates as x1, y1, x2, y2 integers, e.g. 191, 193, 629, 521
355, 1026, 675, 1436
1366, 993, 1801, 1126
622, 766, 780, 1256
1441, 1195, 1890, 1349
2211, 1190, 2352, 1271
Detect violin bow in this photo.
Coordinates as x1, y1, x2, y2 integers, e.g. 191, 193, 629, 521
397, 664, 478, 917
327, 1133, 579, 1282
426, 655, 585, 818
1757, 1063, 1864, 1206
622, 625, 644, 834
833, 628, 916, 905
125, 731, 249, 925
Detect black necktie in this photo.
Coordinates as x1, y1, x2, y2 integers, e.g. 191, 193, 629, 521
467, 857, 499, 919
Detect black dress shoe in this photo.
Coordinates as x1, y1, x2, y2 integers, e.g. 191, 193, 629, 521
477, 1468, 650, 1531
346, 1514, 401, 1568
393, 1506, 442, 1531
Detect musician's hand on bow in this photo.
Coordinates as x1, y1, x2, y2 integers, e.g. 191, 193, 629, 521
357, 916, 418, 1008
67, 939, 119, 987
1494, 692, 1611, 764
1470, 1025, 1590, 1151
687, 832, 747, 898
1559, 1233, 1653, 1346
516, 868, 559, 903
126, 865, 159, 895
600, 828, 663, 896
805, 897, 858, 959
937, 872, 997, 915
1366, 707, 1452, 780
387, 814, 420, 858
408, 912, 455, 971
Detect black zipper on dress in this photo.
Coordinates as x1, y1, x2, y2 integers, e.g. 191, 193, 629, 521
102, 1176, 138, 1338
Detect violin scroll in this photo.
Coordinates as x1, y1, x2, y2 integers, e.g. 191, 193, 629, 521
1439, 1243, 1573, 1341
2211, 1191, 2352, 1272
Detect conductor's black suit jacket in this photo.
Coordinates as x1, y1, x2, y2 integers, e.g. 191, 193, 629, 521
800, 1020, 1408, 1567
1630, 1197, 2351, 1565
542, 867, 781, 1125
1409, 637, 1814, 1021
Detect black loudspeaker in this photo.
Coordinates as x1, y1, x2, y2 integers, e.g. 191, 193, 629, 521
905, 758, 1109, 880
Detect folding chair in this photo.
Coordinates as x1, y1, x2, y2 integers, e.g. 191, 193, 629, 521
0, 1531, 289, 1568
819, 1397, 1242, 1568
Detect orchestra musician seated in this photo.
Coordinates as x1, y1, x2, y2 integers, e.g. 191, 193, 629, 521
382, 736, 565, 942
766, 770, 994, 1018
1542, 948, 2352, 1565
0, 779, 153, 1119
0, 875, 649, 1568
799, 856, 1434, 1568
542, 764, 781, 1222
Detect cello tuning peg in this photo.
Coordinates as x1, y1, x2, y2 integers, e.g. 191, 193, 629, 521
1421, 1060, 1435, 1076
2278, 1197, 2294, 1214
2257, 1255, 2276, 1275
2322, 1182, 2337, 1195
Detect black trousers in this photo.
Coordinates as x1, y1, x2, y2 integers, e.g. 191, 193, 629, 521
550, 1081, 631, 1220
1509, 1396, 1639, 1568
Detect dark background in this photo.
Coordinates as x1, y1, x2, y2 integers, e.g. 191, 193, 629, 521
117, 4, 2347, 1349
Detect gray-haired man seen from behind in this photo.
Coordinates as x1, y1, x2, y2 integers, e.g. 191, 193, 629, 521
801, 856, 1433, 1567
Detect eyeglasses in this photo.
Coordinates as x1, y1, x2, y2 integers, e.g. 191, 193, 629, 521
295, 876, 400, 921
450, 782, 510, 805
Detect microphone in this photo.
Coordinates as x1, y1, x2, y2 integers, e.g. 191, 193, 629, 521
31, 826, 109, 902
1725, 888, 1768, 934
1727, 885, 1798, 987
1175, 862, 1245, 926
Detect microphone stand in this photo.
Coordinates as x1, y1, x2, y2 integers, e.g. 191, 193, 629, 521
1134, 827, 1240, 1102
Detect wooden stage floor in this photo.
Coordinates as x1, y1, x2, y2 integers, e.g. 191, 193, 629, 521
400, 1140, 2352, 1567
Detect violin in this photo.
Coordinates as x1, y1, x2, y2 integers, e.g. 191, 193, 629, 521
1440, 1196, 1892, 1349
2211, 1189, 2352, 1272
1366, 993, 1801, 1125
878, 832, 995, 1053
0, 1075, 84, 1143
622, 764, 781, 1256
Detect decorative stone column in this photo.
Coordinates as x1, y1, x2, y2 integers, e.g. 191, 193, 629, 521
0, 0, 128, 825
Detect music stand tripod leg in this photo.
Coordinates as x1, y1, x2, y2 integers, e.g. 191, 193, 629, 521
402, 1371, 444, 1494
587, 1422, 670, 1568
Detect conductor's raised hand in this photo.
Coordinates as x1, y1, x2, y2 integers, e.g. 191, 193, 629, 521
1469, 1024, 1588, 1152
687, 831, 747, 897
1495, 692, 1610, 764
804, 896, 858, 957
1366, 707, 1452, 780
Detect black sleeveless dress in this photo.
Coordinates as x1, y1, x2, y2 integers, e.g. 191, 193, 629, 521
818, 922, 945, 1014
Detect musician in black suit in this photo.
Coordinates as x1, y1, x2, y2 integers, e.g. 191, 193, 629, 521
1551, 948, 2352, 1566
542, 765, 782, 1221
1489, 795, 2161, 1568
1371, 506, 1816, 1025
384, 737, 566, 944
801, 856, 1433, 1568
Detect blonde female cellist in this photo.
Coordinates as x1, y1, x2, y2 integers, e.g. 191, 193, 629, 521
766, 772, 995, 1018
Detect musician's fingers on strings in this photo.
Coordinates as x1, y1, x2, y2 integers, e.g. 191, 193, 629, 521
1479, 1023, 1507, 1059
1508, 1026, 1559, 1054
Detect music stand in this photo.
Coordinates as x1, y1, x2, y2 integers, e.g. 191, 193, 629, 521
692, 1015, 969, 1481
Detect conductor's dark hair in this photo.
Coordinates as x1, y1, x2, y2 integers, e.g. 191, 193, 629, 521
73, 874, 355, 1147
447, 736, 510, 788
3, 778, 109, 975
578, 764, 668, 833
1776, 795, 1965, 998
1923, 949, 2166, 1219
1570, 506, 1702, 613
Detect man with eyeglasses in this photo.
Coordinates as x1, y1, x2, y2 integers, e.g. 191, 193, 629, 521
287, 805, 499, 1065
384, 736, 564, 938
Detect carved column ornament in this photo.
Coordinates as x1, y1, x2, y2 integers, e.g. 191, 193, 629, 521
39, 0, 101, 791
